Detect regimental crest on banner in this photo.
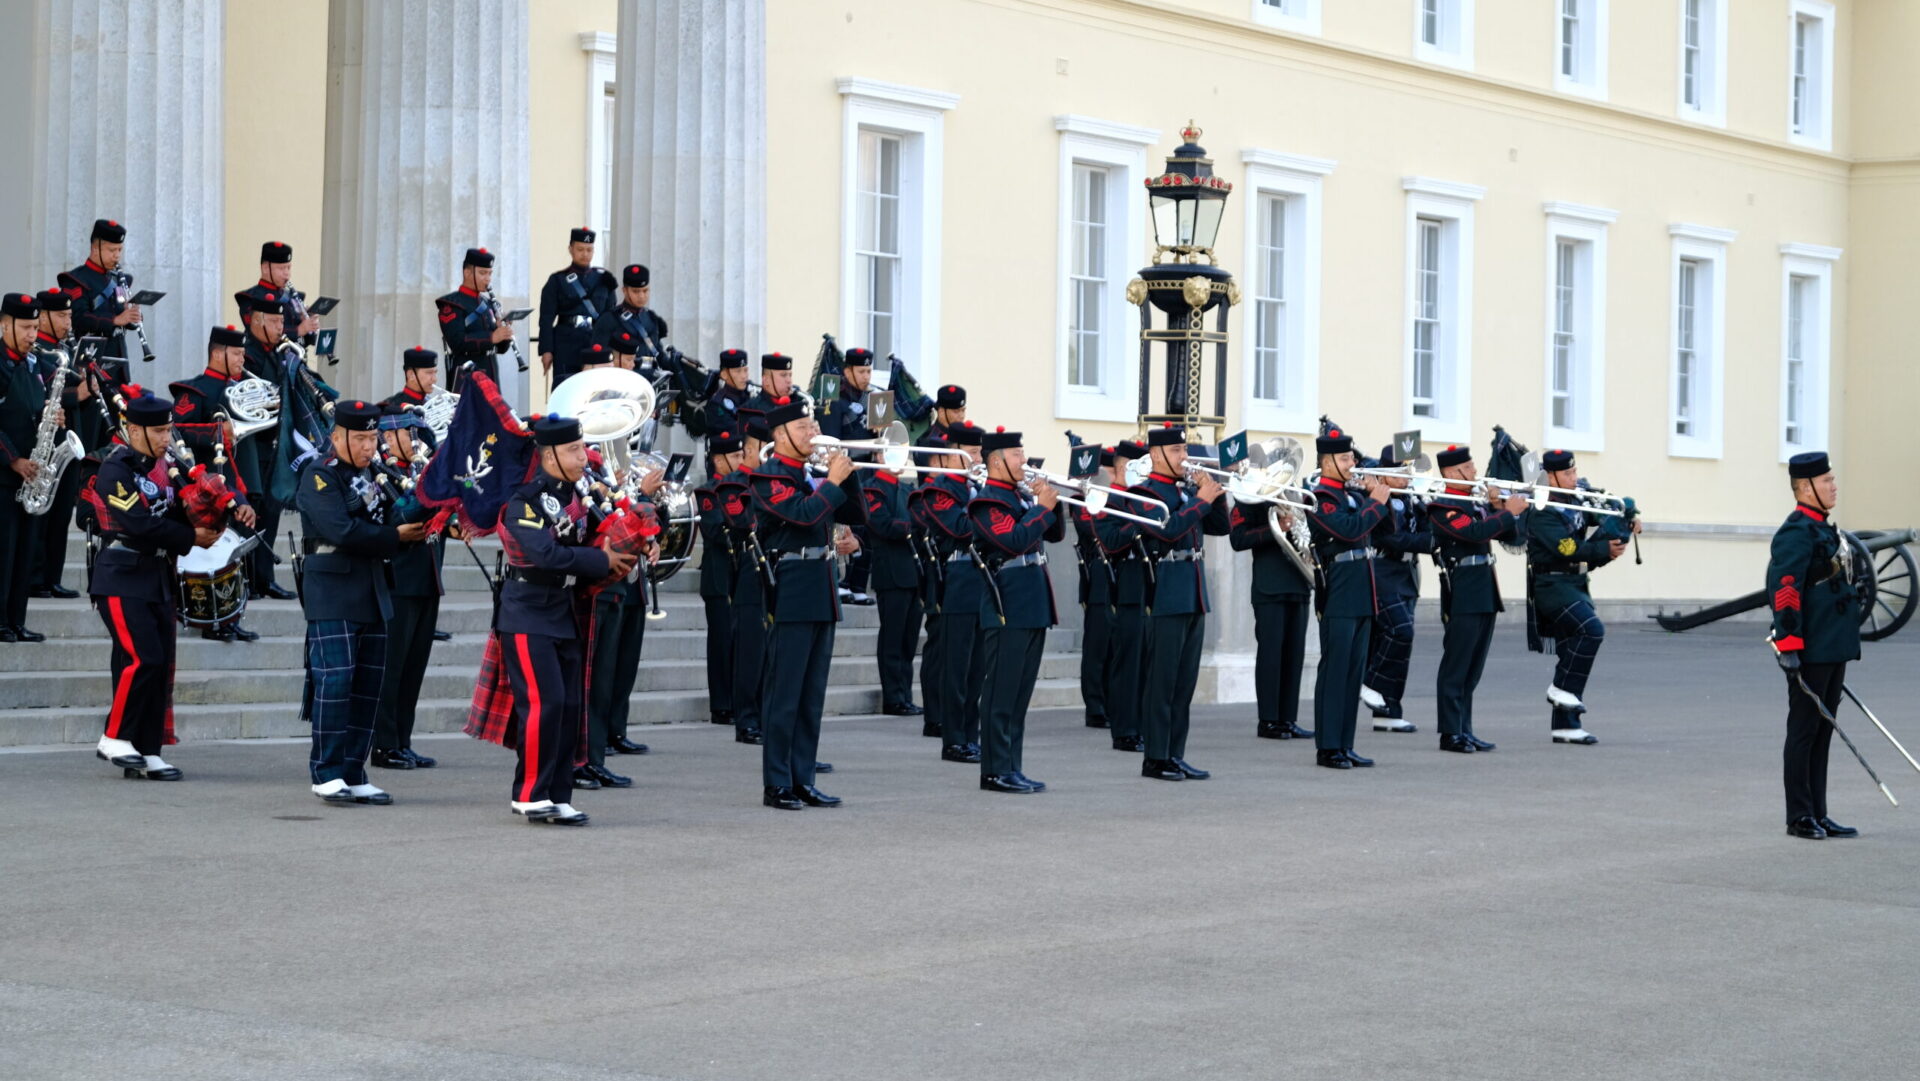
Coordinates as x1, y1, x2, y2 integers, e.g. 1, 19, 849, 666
1068, 444, 1099, 480
865, 390, 896, 431
1394, 429, 1421, 463
1217, 429, 1250, 470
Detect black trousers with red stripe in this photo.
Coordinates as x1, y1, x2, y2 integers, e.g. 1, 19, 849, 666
96, 595, 176, 755
504, 631, 582, 805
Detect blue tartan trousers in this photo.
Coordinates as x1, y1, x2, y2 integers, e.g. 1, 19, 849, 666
1538, 599, 1605, 729
305, 619, 387, 785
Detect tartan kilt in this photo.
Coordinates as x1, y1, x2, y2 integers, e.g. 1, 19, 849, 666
464, 593, 599, 767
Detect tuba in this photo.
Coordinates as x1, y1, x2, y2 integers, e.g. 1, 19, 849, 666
1237, 436, 1319, 579
544, 365, 657, 479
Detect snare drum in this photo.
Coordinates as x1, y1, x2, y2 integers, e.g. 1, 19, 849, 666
177, 529, 259, 628
648, 487, 698, 584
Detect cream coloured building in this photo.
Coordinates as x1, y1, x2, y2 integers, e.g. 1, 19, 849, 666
1, 0, 1912, 609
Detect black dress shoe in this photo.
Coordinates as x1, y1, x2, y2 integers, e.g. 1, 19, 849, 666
710, 711, 735, 725
10, 626, 44, 643
570, 767, 603, 790
1786, 816, 1827, 839
763, 786, 805, 810
795, 784, 842, 807
609, 736, 649, 755
921, 721, 942, 738
1439, 734, 1476, 753
1316, 749, 1352, 769
262, 583, 297, 601
0, 626, 16, 643
1465, 733, 1496, 752
229, 623, 259, 642
402, 747, 436, 768
48, 584, 78, 599
370, 748, 416, 770
1085, 715, 1110, 729
814, 761, 833, 774
1172, 758, 1210, 780
1111, 735, 1145, 752
1257, 722, 1290, 740
941, 744, 981, 763
586, 764, 633, 788
123, 763, 183, 781
980, 774, 1036, 793
884, 702, 924, 716
1342, 749, 1374, 768
1817, 817, 1858, 837
735, 728, 763, 745
432, 629, 452, 642
1011, 771, 1047, 792
1141, 759, 1184, 781
1282, 722, 1314, 739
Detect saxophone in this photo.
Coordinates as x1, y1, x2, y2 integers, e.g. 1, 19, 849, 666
17, 344, 85, 515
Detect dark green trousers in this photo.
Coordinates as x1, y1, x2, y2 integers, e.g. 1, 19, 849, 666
588, 599, 646, 766
374, 593, 439, 751
1143, 612, 1204, 761
1435, 612, 1496, 737
1107, 604, 1150, 741
979, 625, 1045, 776
1314, 614, 1371, 751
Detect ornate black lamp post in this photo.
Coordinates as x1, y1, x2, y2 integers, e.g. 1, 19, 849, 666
1128, 121, 1237, 444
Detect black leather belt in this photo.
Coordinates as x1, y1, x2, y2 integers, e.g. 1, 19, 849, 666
1453, 554, 1494, 568
1331, 548, 1377, 564
506, 567, 571, 587
301, 540, 340, 555
103, 538, 162, 557
1160, 549, 1203, 563
777, 546, 832, 562
997, 552, 1048, 570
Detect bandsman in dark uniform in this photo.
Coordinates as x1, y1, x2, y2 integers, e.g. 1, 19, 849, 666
386, 344, 441, 410
721, 412, 770, 745
297, 401, 425, 805
1305, 426, 1390, 769
861, 418, 924, 716
165, 324, 264, 641
1768, 452, 1861, 840
696, 426, 745, 727
1361, 444, 1431, 734
237, 241, 320, 343
0, 293, 51, 641
58, 218, 141, 377
236, 291, 300, 602
751, 394, 863, 810
369, 391, 444, 771
745, 351, 795, 413
27, 288, 85, 599
819, 348, 878, 607
1093, 440, 1151, 753
435, 248, 513, 391
1427, 445, 1528, 753
1132, 425, 1230, 780
704, 349, 755, 434
1228, 478, 1315, 742
537, 228, 617, 388
928, 384, 967, 441
592, 264, 668, 360
925, 422, 986, 763
970, 428, 1063, 793
86, 391, 211, 780
1071, 448, 1118, 731
1525, 448, 1633, 745
908, 434, 951, 739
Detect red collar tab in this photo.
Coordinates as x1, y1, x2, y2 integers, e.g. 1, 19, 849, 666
257, 278, 275, 290
2, 346, 24, 362
985, 477, 1017, 490
34, 332, 57, 344
1316, 478, 1344, 490
773, 453, 805, 468
1148, 472, 1178, 484
204, 367, 232, 381
84, 259, 105, 273
874, 471, 900, 486
402, 386, 424, 401
1796, 503, 1827, 523
458, 285, 478, 298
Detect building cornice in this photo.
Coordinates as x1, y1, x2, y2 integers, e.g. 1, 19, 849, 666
836, 77, 961, 113
1669, 222, 1739, 244
1543, 201, 1620, 225
1241, 148, 1337, 176
1054, 115, 1159, 146
1779, 242, 1843, 262
1403, 176, 1486, 202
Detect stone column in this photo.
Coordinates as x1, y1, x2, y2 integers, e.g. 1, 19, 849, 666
610, 0, 767, 367
320, 0, 531, 405
7, 0, 226, 389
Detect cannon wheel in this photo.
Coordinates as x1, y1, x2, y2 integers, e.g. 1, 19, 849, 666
1854, 534, 1918, 641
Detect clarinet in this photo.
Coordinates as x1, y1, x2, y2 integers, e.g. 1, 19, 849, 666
481, 287, 529, 373
108, 269, 156, 363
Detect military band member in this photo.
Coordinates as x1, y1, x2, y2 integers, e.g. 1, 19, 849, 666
928, 384, 967, 441
1305, 426, 1390, 769
0, 293, 50, 641
926, 423, 986, 764
1228, 486, 1315, 742
1427, 445, 1528, 753
1072, 448, 1118, 731
237, 242, 320, 342
58, 218, 140, 373
751, 394, 864, 810
166, 324, 263, 641
1361, 445, 1430, 733
971, 428, 1063, 793
88, 391, 208, 780
861, 417, 924, 716
238, 291, 298, 602
745, 351, 795, 413
478, 415, 630, 825
1132, 425, 1230, 781
704, 349, 755, 434
1093, 440, 1150, 753
370, 397, 444, 771
721, 413, 769, 745
696, 426, 745, 727
908, 435, 951, 739
28, 289, 84, 599
537, 227, 617, 387
435, 248, 514, 391
1769, 452, 1861, 840
1525, 448, 1633, 745
592, 264, 668, 360
820, 348, 878, 607
298, 401, 424, 805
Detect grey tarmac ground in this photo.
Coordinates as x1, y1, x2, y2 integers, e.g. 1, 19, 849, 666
2, 618, 1917, 1081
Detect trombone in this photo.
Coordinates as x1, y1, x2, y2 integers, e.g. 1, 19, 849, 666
806, 421, 972, 477
1021, 465, 1170, 527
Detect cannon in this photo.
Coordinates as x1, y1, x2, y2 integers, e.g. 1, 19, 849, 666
1653, 528, 1918, 641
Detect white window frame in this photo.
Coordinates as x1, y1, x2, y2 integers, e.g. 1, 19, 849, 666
1542, 203, 1616, 452
1554, 0, 1610, 101
1414, 0, 1475, 71
1240, 149, 1333, 437
579, 32, 618, 245
1667, 223, 1736, 459
1052, 116, 1156, 424
1778, 243, 1840, 461
837, 78, 959, 382
1787, 1, 1836, 152
1402, 177, 1484, 445
1676, 0, 1728, 127
1251, 0, 1321, 37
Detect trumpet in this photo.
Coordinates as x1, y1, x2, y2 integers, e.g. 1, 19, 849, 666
1021, 465, 1170, 527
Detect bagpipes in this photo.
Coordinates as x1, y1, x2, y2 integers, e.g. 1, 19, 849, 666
579, 450, 665, 614
269, 344, 341, 509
